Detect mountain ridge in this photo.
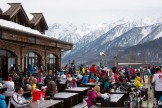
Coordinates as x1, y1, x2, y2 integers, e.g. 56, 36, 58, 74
45, 17, 162, 66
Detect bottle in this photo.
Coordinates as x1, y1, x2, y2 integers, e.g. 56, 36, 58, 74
40, 93, 42, 100
117, 88, 119, 92
40, 94, 42, 107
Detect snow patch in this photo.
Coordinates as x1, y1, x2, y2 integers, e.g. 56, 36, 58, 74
0, 19, 43, 36
155, 31, 162, 39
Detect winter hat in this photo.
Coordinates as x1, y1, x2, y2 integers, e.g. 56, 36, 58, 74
8, 77, 12, 81
41, 86, 47, 90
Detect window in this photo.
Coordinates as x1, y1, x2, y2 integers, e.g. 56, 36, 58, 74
24, 52, 40, 70
0, 49, 16, 81
47, 54, 56, 71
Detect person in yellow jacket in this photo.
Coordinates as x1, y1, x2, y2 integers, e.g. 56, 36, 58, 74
135, 75, 143, 89
30, 77, 37, 101
135, 73, 148, 101
82, 67, 85, 74
31, 77, 37, 90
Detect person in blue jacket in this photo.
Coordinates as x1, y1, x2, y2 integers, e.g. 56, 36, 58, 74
0, 83, 7, 108
82, 73, 88, 84
28, 64, 34, 76
91, 73, 97, 82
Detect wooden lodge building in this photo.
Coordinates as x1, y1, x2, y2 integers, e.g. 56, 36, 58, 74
0, 3, 73, 80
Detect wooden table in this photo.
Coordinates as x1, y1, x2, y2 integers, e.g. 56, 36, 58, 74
22, 100, 62, 108
79, 82, 102, 88
109, 90, 128, 95
109, 94, 124, 107
57, 82, 67, 92
109, 90, 129, 100
52, 92, 78, 108
94, 94, 124, 107
64, 87, 90, 103
83, 82, 102, 88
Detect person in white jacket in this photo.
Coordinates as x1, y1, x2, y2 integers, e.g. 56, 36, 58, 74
10, 87, 31, 108
2, 77, 14, 96
152, 67, 162, 103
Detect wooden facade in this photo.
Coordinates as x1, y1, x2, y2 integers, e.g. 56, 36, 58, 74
0, 3, 73, 80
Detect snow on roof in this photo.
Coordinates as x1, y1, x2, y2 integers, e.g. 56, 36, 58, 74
0, 19, 72, 46
0, 18, 43, 36
0, 1, 10, 13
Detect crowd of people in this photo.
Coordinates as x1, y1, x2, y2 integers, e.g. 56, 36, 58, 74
0, 63, 162, 108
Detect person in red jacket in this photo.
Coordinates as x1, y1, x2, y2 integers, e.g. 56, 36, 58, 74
114, 72, 119, 83
32, 89, 42, 101
90, 64, 97, 74
32, 85, 46, 101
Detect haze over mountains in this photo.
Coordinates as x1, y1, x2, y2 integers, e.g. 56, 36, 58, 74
46, 17, 162, 66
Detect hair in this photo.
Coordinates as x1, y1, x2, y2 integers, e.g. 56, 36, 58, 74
67, 74, 71, 78
93, 85, 100, 93
36, 83, 42, 89
46, 76, 52, 81
15, 87, 23, 93
31, 77, 37, 84
106, 77, 109, 81
136, 72, 140, 77
48, 69, 53, 74
156, 67, 161, 72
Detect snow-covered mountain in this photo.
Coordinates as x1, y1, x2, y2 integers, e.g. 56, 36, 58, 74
45, 17, 162, 66
139, 24, 162, 44
46, 23, 110, 44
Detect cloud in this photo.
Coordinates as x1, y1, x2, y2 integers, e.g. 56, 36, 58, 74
2, 0, 162, 24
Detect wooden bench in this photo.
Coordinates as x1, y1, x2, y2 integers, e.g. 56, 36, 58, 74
51, 92, 79, 108
64, 87, 90, 103
94, 94, 124, 107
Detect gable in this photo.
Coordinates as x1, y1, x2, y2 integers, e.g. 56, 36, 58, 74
0, 2, 48, 35
30, 13, 48, 30
29, 13, 48, 33
1, 3, 29, 25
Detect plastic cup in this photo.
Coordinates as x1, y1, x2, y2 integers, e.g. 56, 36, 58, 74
42, 98, 44, 102
111, 89, 114, 92
37, 100, 40, 105
50, 99, 52, 104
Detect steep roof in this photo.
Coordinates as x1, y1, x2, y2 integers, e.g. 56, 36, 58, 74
30, 13, 48, 30
0, 3, 48, 31
3, 3, 30, 23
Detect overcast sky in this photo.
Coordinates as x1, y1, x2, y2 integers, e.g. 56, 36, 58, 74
3, 0, 162, 25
